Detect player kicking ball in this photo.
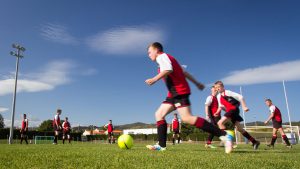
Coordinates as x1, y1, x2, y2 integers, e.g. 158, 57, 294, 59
145, 42, 234, 153
214, 81, 260, 150
264, 99, 292, 148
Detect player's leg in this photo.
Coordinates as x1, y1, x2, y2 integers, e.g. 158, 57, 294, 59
235, 121, 260, 149
68, 133, 71, 143
53, 128, 58, 144
279, 128, 291, 147
217, 116, 231, 130
24, 132, 28, 144
268, 128, 278, 148
172, 133, 176, 145
177, 133, 181, 144
63, 132, 65, 144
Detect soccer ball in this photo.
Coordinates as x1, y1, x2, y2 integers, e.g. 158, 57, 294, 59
118, 134, 133, 149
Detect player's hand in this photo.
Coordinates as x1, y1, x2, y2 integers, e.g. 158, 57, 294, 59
243, 107, 249, 112
196, 83, 205, 91
145, 78, 156, 86
264, 121, 268, 124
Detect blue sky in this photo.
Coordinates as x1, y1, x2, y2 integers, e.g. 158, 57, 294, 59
0, 0, 300, 127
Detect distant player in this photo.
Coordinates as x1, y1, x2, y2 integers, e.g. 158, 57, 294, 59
171, 113, 181, 145
264, 99, 292, 148
145, 42, 234, 153
104, 120, 114, 144
204, 86, 222, 148
20, 113, 29, 144
215, 81, 260, 150
62, 117, 71, 144
53, 109, 62, 145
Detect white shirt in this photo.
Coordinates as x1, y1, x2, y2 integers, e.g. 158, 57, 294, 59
205, 95, 214, 106
269, 105, 276, 114
217, 90, 243, 107
156, 53, 173, 72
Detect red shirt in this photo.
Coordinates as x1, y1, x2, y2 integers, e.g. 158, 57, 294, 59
63, 121, 71, 131
107, 124, 113, 132
210, 95, 219, 116
270, 105, 282, 122
21, 119, 28, 130
172, 118, 180, 130
157, 53, 190, 98
218, 90, 240, 112
53, 115, 61, 127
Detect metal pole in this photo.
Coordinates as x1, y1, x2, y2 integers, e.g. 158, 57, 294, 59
282, 80, 293, 130
9, 51, 20, 144
240, 86, 247, 130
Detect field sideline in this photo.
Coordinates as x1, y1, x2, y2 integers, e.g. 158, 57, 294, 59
0, 141, 299, 169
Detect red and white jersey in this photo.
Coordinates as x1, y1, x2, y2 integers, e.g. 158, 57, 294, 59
205, 95, 219, 115
217, 90, 241, 112
269, 105, 282, 122
105, 124, 113, 132
156, 53, 190, 98
172, 118, 180, 130
62, 121, 71, 131
21, 119, 28, 130
53, 115, 61, 127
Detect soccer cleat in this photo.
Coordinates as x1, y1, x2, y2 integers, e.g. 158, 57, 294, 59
220, 130, 234, 154
146, 145, 166, 151
286, 145, 292, 149
267, 144, 274, 148
253, 141, 260, 150
205, 144, 217, 149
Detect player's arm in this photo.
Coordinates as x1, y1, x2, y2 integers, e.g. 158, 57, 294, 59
227, 90, 249, 112
214, 107, 222, 117
183, 71, 205, 90
145, 70, 172, 86
205, 96, 212, 119
25, 120, 28, 131
265, 113, 274, 124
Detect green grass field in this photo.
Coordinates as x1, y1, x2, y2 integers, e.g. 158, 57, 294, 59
0, 141, 299, 169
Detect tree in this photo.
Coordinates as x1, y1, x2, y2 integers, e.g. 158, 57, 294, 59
0, 114, 4, 129
38, 119, 53, 131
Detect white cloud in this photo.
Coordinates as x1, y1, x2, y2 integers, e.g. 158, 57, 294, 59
86, 25, 165, 55
0, 107, 9, 113
4, 117, 42, 127
0, 60, 74, 96
40, 23, 78, 45
221, 60, 300, 85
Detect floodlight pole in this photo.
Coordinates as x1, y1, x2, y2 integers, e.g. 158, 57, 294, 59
9, 44, 25, 144
240, 86, 247, 130
282, 80, 292, 131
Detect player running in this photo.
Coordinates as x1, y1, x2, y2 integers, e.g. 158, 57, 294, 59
145, 42, 234, 153
62, 117, 71, 144
204, 86, 222, 148
171, 113, 181, 145
264, 98, 292, 148
215, 81, 260, 150
104, 120, 114, 144
20, 113, 29, 144
53, 109, 62, 145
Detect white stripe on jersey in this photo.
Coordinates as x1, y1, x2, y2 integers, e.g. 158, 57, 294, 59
156, 53, 173, 72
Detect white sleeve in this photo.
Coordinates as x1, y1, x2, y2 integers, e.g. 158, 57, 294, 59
205, 96, 213, 106
62, 122, 65, 126
217, 94, 222, 108
156, 54, 173, 72
269, 105, 276, 114
55, 115, 58, 120
225, 90, 243, 101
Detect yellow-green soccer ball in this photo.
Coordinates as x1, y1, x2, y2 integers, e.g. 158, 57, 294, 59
118, 134, 133, 149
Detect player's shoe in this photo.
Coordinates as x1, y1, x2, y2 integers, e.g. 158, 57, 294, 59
146, 145, 166, 151
253, 141, 260, 150
220, 130, 234, 154
267, 144, 274, 149
205, 144, 217, 149
286, 145, 292, 149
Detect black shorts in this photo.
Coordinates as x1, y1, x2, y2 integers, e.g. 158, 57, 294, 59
173, 129, 180, 134
209, 116, 221, 126
224, 108, 243, 124
163, 94, 191, 108
63, 130, 70, 136
272, 120, 282, 129
20, 130, 27, 136
53, 125, 61, 132
108, 132, 114, 137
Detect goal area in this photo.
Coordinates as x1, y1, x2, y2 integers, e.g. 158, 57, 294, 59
235, 125, 299, 145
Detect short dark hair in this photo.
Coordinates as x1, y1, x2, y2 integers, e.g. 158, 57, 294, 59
214, 81, 224, 87
57, 109, 62, 113
149, 42, 163, 52
265, 98, 272, 102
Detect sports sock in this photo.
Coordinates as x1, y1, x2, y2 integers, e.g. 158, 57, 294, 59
207, 133, 214, 144
194, 117, 226, 137
270, 135, 277, 145
25, 137, 28, 144
178, 137, 181, 144
282, 135, 291, 146
63, 139, 65, 144
242, 131, 256, 144
20, 137, 23, 144
157, 120, 167, 148
172, 138, 175, 144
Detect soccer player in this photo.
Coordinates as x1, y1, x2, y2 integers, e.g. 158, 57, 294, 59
171, 113, 181, 145
145, 42, 234, 153
20, 113, 29, 144
62, 117, 71, 144
104, 120, 114, 144
264, 98, 292, 148
215, 81, 260, 150
204, 86, 222, 148
53, 109, 62, 145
